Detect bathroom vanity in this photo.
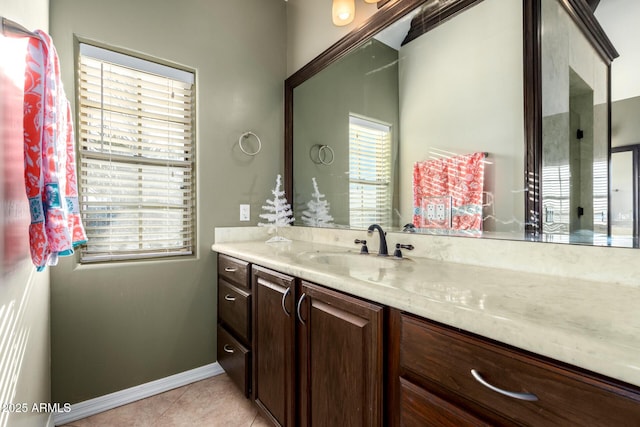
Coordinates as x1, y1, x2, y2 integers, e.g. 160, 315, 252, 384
214, 0, 640, 423
212, 228, 640, 426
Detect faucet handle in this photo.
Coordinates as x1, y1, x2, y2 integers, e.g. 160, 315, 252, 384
403, 223, 416, 233
354, 239, 369, 254
393, 243, 414, 258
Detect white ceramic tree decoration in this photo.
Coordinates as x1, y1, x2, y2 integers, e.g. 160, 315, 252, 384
258, 174, 294, 243
301, 177, 334, 227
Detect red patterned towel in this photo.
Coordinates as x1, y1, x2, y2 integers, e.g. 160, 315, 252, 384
413, 152, 485, 231
23, 30, 86, 270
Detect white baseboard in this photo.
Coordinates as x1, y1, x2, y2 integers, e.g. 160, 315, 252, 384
53, 362, 224, 426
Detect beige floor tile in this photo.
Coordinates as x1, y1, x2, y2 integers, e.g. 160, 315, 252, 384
251, 413, 272, 427
58, 374, 260, 427
62, 385, 187, 427
155, 375, 257, 427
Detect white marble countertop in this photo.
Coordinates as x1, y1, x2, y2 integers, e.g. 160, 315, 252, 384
211, 237, 640, 389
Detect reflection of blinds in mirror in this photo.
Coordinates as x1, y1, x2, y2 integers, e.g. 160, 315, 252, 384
542, 164, 570, 234
348, 115, 391, 229
593, 160, 608, 226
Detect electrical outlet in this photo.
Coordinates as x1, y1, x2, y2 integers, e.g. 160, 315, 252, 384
240, 204, 250, 221
436, 204, 445, 220
426, 204, 435, 220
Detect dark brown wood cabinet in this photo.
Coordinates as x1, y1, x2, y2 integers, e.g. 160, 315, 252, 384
217, 324, 251, 396
217, 253, 640, 426
217, 254, 252, 397
252, 265, 297, 427
251, 266, 384, 427
388, 309, 640, 427
218, 278, 250, 343
399, 378, 490, 427
297, 281, 384, 427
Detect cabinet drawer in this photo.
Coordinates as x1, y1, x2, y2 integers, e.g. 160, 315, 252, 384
399, 378, 489, 427
217, 325, 250, 397
218, 254, 250, 289
400, 314, 640, 426
218, 279, 250, 344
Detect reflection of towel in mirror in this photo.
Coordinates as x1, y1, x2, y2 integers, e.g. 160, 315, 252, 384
413, 152, 485, 230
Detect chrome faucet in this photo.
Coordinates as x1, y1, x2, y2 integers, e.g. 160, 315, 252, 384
367, 224, 388, 256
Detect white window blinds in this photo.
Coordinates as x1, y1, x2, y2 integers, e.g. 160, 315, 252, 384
593, 160, 608, 227
77, 43, 195, 263
349, 115, 392, 229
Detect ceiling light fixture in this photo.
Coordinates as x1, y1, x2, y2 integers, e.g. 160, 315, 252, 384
332, 0, 355, 26
332, 0, 381, 27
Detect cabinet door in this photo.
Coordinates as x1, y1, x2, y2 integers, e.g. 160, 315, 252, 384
298, 281, 384, 427
252, 266, 296, 427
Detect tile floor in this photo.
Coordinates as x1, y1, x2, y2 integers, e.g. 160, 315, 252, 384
60, 373, 270, 426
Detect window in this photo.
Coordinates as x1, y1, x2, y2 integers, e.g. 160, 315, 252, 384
592, 159, 608, 232
77, 43, 195, 263
541, 164, 570, 234
348, 115, 392, 229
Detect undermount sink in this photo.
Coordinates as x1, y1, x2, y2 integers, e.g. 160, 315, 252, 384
296, 251, 411, 270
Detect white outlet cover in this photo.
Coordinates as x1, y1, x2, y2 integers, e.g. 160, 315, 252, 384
240, 204, 250, 221
426, 204, 435, 220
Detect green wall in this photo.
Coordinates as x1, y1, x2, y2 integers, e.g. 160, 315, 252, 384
49, 0, 286, 404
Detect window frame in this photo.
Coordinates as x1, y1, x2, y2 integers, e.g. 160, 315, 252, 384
348, 114, 393, 229
75, 39, 197, 264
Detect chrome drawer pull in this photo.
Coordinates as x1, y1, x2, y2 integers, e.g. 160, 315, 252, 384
224, 294, 236, 302
281, 287, 291, 316
223, 344, 235, 354
470, 369, 538, 401
224, 267, 238, 272
297, 293, 307, 324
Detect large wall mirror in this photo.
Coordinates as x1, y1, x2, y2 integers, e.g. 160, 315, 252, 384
285, 0, 633, 248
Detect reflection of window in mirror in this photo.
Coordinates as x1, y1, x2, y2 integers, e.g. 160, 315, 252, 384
348, 115, 392, 229
540, 0, 609, 245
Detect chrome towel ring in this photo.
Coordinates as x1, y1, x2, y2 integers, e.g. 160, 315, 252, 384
319, 145, 334, 165
239, 131, 262, 156
311, 144, 335, 165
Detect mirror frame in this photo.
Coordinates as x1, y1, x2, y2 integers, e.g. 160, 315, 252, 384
284, 0, 618, 238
